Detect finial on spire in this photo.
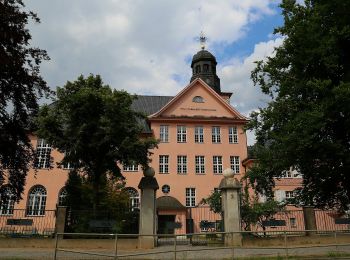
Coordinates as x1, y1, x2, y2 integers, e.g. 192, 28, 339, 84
199, 31, 207, 50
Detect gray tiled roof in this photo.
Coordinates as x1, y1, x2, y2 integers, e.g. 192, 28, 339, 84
132, 95, 174, 115
132, 95, 174, 133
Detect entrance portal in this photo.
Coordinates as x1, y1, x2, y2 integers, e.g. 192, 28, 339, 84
158, 215, 176, 234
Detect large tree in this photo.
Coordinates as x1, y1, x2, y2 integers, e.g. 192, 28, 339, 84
247, 0, 350, 210
0, 0, 50, 199
36, 74, 157, 212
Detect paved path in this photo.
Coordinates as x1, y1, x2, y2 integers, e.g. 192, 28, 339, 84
0, 245, 350, 259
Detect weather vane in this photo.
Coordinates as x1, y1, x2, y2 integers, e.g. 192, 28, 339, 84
199, 31, 207, 50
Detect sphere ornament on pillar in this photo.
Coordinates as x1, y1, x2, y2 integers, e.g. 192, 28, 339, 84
223, 168, 235, 178
143, 167, 155, 177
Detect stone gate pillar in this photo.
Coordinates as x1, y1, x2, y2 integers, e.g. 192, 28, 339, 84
138, 167, 159, 249
303, 206, 317, 236
219, 168, 242, 246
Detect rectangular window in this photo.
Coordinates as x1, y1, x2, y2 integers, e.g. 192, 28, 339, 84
177, 155, 187, 174
177, 126, 187, 143
62, 152, 73, 170
213, 156, 223, 174
195, 156, 205, 174
185, 188, 196, 207
285, 191, 295, 199
160, 125, 169, 142
212, 126, 221, 143
159, 155, 169, 174
290, 217, 297, 228
123, 163, 139, 172
195, 126, 204, 143
230, 156, 240, 173
34, 139, 51, 169
0, 189, 15, 215
229, 126, 238, 144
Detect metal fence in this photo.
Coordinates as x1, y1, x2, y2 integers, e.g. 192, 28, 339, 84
0, 209, 56, 237
53, 230, 350, 259
65, 208, 139, 234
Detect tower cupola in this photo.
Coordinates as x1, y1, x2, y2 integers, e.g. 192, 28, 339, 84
190, 33, 221, 93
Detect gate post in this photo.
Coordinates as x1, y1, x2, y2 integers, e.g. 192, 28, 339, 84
219, 168, 242, 246
303, 206, 317, 235
138, 167, 159, 249
55, 206, 67, 234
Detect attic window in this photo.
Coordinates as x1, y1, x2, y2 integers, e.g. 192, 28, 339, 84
192, 96, 204, 103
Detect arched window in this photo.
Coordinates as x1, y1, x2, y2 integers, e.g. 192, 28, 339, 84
203, 64, 209, 72
0, 186, 15, 215
58, 188, 67, 206
124, 187, 140, 211
27, 185, 47, 216
195, 65, 201, 73
192, 96, 204, 103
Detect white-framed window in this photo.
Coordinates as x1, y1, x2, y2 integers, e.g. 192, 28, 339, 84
195, 126, 204, 143
26, 185, 47, 216
159, 155, 169, 174
185, 188, 196, 207
34, 139, 51, 169
62, 152, 73, 170
160, 125, 169, 142
230, 156, 240, 173
281, 169, 301, 178
123, 163, 139, 172
229, 126, 238, 144
285, 191, 295, 199
0, 186, 15, 215
177, 155, 187, 174
213, 156, 223, 174
195, 156, 205, 174
212, 126, 221, 143
177, 126, 187, 143
58, 188, 67, 206
125, 187, 140, 211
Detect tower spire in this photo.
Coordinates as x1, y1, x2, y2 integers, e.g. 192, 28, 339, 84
199, 31, 207, 50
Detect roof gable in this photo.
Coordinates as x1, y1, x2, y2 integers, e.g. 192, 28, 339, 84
150, 78, 246, 120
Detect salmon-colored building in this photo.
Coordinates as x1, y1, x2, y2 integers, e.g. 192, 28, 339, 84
3, 47, 326, 235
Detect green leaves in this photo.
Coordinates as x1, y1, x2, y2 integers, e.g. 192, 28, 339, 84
0, 0, 51, 200
248, 0, 350, 210
36, 74, 158, 209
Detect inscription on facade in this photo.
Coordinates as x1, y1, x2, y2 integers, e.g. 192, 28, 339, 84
180, 108, 217, 112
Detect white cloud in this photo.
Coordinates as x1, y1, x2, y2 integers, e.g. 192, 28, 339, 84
219, 37, 284, 145
25, 1, 281, 145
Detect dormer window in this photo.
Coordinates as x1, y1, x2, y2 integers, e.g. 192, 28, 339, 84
192, 96, 204, 103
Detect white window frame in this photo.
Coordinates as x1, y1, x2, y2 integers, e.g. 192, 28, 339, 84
177, 126, 187, 143
185, 188, 196, 207
213, 156, 223, 174
27, 186, 47, 216
177, 155, 187, 174
212, 126, 221, 143
58, 188, 67, 206
0, 187, 15, 215
195, 156, 205, 174
34, 139, 51, 169
230, 156, 240, 173
125, 188, 140, 211
160, 125, 169, 142
195, 126, 204, 143
123, 163, 139, 172
285, 191, 295, 199
229, 126, 238, 144
159, 155, 169, 174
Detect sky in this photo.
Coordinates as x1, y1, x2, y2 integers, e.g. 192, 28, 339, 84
26, 1, 285, 145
